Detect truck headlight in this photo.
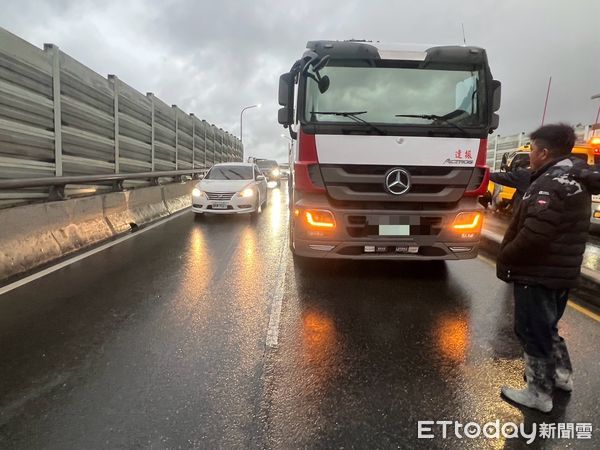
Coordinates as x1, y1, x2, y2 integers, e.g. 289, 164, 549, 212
272, 168, 280, 177
240, 188, 254, 198
452, 212, 482, 231
303, 209, 336, 230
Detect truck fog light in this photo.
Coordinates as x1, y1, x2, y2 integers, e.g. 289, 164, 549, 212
309, 244, 335, 251
450, 246, 473, 253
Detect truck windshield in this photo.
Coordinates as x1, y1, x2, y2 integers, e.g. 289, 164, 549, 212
303, 60, 484, 128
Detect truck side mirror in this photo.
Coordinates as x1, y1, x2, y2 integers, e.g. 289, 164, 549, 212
278, 72, 295, 126
487, 80, 501, 133
491, 80, 501, 112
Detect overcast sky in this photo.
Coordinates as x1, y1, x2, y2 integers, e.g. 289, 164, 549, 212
2, 0, 599, 162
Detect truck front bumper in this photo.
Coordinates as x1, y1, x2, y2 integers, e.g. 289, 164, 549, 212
291, 195, 482, 260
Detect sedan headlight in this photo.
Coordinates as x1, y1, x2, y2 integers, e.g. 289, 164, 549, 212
240, 188, 255, 198
192, 188, 205, 198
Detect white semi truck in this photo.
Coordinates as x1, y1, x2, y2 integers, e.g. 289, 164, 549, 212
278, 40, 501, 260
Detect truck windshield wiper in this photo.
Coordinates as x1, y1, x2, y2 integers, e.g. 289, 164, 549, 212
312, 111, 386, 135
394, 114, 468, 134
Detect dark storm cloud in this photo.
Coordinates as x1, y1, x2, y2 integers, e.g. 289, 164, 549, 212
1, 0, 599, 161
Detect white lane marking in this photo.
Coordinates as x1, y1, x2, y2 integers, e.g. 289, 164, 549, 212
0, 209, 191, 297
265, 234, 288, 348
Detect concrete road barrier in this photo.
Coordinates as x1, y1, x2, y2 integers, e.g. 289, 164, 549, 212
162, 181, 193, 214
480, 229, 600, 310
0, 181, 194, 282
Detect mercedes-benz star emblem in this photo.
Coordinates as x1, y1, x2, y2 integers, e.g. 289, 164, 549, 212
384, 168, 411, 195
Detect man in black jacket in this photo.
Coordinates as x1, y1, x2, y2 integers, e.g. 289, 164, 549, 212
498, 124, 592, 413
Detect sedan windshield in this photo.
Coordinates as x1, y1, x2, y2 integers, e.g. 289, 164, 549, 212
304, 60, 484, 128
205, 166, 253, 180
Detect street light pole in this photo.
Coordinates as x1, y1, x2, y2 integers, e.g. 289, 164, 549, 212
591, 94, 600, 138
240, 104, 261, 162
240, 104, 261, 144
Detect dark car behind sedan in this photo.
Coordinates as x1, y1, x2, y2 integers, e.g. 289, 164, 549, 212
256, 159, 280, 186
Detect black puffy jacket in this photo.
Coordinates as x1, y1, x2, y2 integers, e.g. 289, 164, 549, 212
497, 156, 592, 288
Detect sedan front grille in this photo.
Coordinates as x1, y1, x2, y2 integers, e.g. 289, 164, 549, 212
206, 192, 235, 201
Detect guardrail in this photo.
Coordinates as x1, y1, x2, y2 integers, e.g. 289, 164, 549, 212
0, 169, 207, 200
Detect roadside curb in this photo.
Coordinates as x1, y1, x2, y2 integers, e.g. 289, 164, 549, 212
480, 229, 600, 310
0, 181, 194, 282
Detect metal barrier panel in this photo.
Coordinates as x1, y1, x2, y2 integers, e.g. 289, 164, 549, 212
206, 125, 215, 166
59, 50, 115, 176
214, 126, 223, 164
0, 26, 243, 207
0, 29, 55, 181
175, 106, 193, 170
192, 116, 206, 169
0, 30, 56, 206
152, 96, 176, 171
112, 76, 153, 173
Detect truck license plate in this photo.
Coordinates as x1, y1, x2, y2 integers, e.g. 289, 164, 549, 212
378, 225, 410, 236
593, 194, 600, 203
212, 202, 228, 209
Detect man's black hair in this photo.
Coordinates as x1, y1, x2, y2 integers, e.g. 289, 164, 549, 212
530, 123, 576, 157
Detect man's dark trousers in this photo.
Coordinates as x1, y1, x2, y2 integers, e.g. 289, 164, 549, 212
513, 283, 569, 360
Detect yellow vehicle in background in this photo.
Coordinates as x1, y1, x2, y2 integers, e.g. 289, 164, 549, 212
588, 136, 600, 230
487, 144, 530, 212
483, 138, 600, 214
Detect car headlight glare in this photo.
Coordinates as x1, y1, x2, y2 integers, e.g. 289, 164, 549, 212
240, 188, 254, 198
192, 188, 205, 198
272, 168, 280, 177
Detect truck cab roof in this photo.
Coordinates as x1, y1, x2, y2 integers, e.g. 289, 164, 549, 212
304, 40, 488, 64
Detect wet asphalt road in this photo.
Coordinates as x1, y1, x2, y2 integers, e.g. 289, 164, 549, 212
1, 183, 599, 449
